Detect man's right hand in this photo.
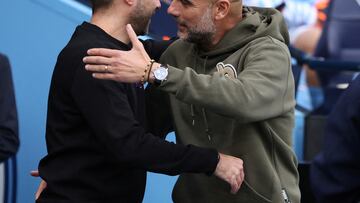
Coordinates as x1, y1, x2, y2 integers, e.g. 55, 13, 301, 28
35, 180, 47, 200
214, 153, 245, 194
30, 170, 47, 200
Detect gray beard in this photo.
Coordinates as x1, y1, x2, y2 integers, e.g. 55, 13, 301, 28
183, 7, 216, 50
186, 31, 214, 50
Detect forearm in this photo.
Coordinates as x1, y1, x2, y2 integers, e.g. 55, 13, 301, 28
157, 65, 294, 122
72, 68, 218, 175
145, 84, 174, 139
156, 41, 295, 122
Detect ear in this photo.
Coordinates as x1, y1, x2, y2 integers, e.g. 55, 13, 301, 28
213, 0, 231, 20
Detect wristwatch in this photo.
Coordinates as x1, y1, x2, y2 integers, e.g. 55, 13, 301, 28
153, 64, 168, 86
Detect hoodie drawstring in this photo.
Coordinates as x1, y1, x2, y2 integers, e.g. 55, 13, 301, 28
202, 57, 211, 141
190, 55, 198, 127
189, 56, 212, 141
202, 108, 211, 141
191, 104, 195, 126
190, 106, 212, 141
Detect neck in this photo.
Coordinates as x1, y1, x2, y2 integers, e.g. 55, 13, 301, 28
90, 9, 130, 44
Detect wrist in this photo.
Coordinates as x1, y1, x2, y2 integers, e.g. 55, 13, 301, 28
141, 59, 155, 84
210, 152, 221, 176
148, 62, 161, 83
150, 63, 168, 87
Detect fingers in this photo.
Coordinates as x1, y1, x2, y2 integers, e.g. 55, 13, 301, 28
35, 180, 47, 200
83, 56, 112, 66
234, 171, 242, 194
85, 64, 111, 73
83, 26, 150, 83
92, 73, 116, 80
126, 24, 150, 61
240, 168, 245, 184
30, 169, 46, 200
230, 175, 238, 194
91, 71, 140, 83
214, 153, 244, 194
87, 48, 120, 57
230, 170, 242, 194
30, 170, 39, 177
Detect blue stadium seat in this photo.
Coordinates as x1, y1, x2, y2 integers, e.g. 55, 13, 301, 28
290, 1, 360, 202
290, 0, 360, 161
312, 0, 360, 115
304, 0, 360, 160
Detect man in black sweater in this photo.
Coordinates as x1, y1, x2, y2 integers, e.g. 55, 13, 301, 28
0, 53, 19, 162
37, 0, 244, 202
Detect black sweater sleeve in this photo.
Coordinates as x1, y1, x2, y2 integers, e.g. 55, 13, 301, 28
0, 54, 20, 162
71, 64, 218, 175
145, 84, 174, 139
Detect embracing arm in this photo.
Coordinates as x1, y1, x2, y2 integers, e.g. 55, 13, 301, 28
84, 26, 295, 123
145, 84, 174, 139
158, 40, 295, 122
71, 63, 244, 192
72, 64, 217, 175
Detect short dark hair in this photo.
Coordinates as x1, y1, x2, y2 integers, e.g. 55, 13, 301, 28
90, 0, 113, 12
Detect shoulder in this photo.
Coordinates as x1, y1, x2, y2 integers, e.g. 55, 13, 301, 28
247, 36, 289, 53
242, 36, 290, 64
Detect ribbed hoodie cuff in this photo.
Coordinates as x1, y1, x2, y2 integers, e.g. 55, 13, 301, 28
159, 65, 185, 94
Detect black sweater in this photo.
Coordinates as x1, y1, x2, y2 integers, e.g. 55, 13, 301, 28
38, 22, 218, 203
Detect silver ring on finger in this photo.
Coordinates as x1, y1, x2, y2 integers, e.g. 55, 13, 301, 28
104, 65, 109, 73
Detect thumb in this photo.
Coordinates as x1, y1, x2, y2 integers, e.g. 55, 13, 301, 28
126, 24, 141, 48
30, 170, 39, 177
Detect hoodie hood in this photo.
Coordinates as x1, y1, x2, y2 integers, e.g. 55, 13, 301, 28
201, 6, 289, 57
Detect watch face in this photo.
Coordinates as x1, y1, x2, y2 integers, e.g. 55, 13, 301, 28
154, 66, 168, 81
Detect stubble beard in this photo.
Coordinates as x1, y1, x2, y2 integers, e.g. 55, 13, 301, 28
178, 6, 216, 50
129, 3, 153, 36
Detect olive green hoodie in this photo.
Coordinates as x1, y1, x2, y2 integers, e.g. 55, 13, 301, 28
157, 7, 300, 203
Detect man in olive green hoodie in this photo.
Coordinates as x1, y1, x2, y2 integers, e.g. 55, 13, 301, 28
84, 0, 301, 202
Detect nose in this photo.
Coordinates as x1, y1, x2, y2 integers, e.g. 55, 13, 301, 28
167, 0, 179, 17
155, 0, 161, 9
